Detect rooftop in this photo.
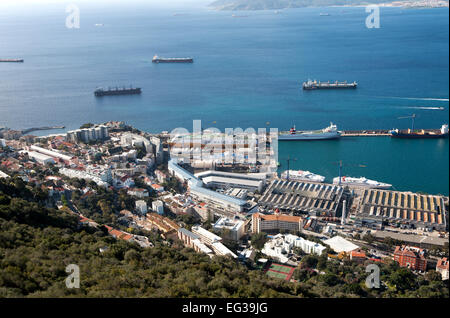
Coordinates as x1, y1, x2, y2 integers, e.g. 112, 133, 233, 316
323, 236, 359, 253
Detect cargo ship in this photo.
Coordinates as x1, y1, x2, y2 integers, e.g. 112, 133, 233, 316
390, 124, 449, 139
0, 59, 24, 63
152, 55, 193, 63
303, 79, 357, 90
333, 176, 392, 189
94, 86, 141, 97
279, 123, 341, 141
281, 170, 325, 183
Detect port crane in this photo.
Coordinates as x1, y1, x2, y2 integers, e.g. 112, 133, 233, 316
333, 160, 366, 185
279, 155, 297, 181
398, 113, 416, 131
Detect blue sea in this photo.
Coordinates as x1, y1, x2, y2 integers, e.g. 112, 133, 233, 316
0, 2, 448, 194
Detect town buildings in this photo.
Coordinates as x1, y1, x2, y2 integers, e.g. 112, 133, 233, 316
251, 213, 303, 234
135, 200, 148, 215
66, 125, 109, 143
212, 216, 245, 241
152, 200, 164, 215
393, 245, 427, 271
191, 225, 237, 258
261, 234, 326, 263
436, 257, 449, 280
168, 158, 247, 214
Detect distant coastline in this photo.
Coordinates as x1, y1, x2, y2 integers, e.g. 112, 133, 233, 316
209, 0, 449, 11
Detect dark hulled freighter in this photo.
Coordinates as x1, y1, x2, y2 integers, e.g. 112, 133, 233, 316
94, 86, 141, 97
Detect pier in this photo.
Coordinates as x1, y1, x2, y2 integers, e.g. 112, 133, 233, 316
21, 126, 65, 135
341, 129, 441, 137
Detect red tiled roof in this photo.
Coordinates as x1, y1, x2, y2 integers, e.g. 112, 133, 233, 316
351, 250, 366, 259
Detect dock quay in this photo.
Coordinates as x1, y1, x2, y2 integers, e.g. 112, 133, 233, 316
21, 126, 66, 135
349, 188, 447, 231
340, 129, 441, 137
258, 179, 344, 217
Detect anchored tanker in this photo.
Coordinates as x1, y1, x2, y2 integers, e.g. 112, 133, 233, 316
333, 176, 392, 189
279, 123, 341, 140
152, 55, 193, 63
0, 59, 24, 63
94, 86, 141, 97
281, 170, 325, 183
303, 79, 357, 90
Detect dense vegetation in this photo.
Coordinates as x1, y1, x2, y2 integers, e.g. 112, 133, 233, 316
1, 177, 448, 297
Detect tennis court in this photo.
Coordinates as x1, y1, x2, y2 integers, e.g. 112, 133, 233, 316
266, 270, 289, 280
265, 262, 296, 281
269, 263, 292, 274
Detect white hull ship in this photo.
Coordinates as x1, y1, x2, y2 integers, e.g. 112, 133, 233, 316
281, 170, 325, 183
333, 176, 392, 189
279, 123, 341, 141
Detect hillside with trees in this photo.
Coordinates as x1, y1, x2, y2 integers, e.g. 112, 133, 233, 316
0, 177, 448, 297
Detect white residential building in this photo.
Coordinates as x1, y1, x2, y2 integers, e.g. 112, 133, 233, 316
136, 200, 148, 215
127, 188, 149, 198
59, 167, 109, 187
0, 170, 9, 179
213, 216, 245, 241
152, 200, 164, 215
0, 139, 6, 147
261, 234, 326, 264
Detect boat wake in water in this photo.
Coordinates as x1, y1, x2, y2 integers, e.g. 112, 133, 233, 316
383, 96, 449, 102
397, 106, 446, 110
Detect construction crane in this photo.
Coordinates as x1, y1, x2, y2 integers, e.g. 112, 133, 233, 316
398, 113, 416, 131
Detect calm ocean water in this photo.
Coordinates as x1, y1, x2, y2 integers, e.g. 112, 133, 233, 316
0, 3, 448, 194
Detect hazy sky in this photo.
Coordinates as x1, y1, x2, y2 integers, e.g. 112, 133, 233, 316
0, 0, 211, 9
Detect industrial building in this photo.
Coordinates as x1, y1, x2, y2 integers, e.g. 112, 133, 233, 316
323, 236, 359, 253
195, 170, 266, 192
351, 188, 447, 231
30, 145, 73, 162
168, 159, 247, 213
26, 151, 56, 165
258, 179, 344, 217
